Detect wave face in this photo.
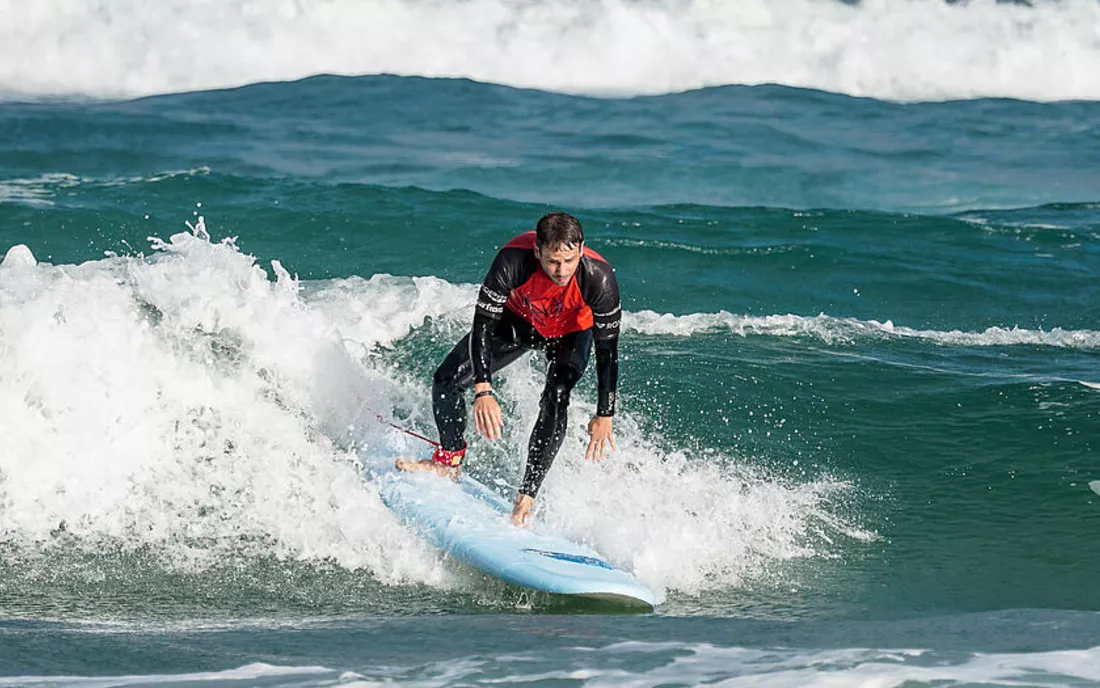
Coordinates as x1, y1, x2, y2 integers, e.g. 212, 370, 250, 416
2, 0, 1100, 101
0, 229, 872, 618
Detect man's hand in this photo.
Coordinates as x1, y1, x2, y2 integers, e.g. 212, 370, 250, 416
473, 385, 503, 441
585, 415, 616, 462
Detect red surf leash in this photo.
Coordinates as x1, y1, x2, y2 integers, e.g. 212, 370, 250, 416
371, 411, 439, 447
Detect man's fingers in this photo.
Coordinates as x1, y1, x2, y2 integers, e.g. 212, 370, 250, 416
479, 412, 495, 440
583, 429, 616, 462
585, 437, 604, 462
475, 402, 503, 441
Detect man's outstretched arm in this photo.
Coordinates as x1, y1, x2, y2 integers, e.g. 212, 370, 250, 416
587, 336, 619, 461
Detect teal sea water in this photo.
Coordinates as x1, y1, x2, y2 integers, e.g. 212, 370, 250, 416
3, 1, 1100, 685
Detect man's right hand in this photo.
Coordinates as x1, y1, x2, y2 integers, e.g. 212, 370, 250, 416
473, 386, 504, 441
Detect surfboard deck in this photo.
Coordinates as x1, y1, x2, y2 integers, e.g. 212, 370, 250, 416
377, 466, 657, 610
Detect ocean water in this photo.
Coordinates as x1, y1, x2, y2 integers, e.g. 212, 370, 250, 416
3, 1, 1100, 685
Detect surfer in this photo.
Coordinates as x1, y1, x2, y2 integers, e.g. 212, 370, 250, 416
397, 212, 621, 526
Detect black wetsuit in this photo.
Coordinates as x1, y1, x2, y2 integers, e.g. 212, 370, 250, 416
432, 232, 621, 497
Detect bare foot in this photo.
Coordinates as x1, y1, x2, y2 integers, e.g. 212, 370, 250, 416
394, 458, 461, 481
511, 493, 535, 527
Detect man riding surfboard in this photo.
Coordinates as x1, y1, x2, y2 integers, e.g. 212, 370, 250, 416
397, 212, 622, 526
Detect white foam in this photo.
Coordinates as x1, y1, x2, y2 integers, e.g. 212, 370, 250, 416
541, 642, 1100, 687
1, 244, 37, 269
0, 662, 331, 687
307, 273, 475, 353
627, 310, 1100, 350
0, 226, 444, 585
452, 349, 872, 597
6, 645, 1100, 686
541, 442, 869, 596
2, 0, 1099, 102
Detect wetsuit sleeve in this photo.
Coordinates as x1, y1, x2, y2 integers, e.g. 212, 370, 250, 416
471, 248, 525, 384
595, 338, 618, 417
470, 311, 496, 384
581, 258, 622, 417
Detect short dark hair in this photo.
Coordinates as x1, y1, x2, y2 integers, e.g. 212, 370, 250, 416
535, 212, 584, 249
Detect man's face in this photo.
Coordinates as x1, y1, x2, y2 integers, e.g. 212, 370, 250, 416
535, 242, 583, 286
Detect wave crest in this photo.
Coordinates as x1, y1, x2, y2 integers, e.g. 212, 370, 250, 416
3, 0, 1099, 102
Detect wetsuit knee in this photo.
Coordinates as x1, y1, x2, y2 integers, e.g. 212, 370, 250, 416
542, 360, 583, 406
540, 379, 574, 411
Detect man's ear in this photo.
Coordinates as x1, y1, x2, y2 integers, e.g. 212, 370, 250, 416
533, 243, 542, 259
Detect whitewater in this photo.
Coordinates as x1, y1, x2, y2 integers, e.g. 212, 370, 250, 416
2, 0, 1100, 101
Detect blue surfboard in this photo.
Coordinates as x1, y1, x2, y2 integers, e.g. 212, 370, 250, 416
378, 468, 657, 609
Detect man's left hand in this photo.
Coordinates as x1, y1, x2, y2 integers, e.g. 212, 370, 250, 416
585, 416, 616, 462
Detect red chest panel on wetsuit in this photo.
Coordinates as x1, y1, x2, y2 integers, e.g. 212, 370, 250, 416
502, 232, 607, 339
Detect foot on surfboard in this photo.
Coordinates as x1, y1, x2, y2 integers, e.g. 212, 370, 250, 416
394, 458, 462, 481
395, 444, 465, 481
511, 493, 535, 528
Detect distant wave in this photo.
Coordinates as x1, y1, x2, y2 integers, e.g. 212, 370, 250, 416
313, 279, 1100, 352
627, 310, 1100, 349
2, 0, 1099, 102
0, 170, 211, 206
